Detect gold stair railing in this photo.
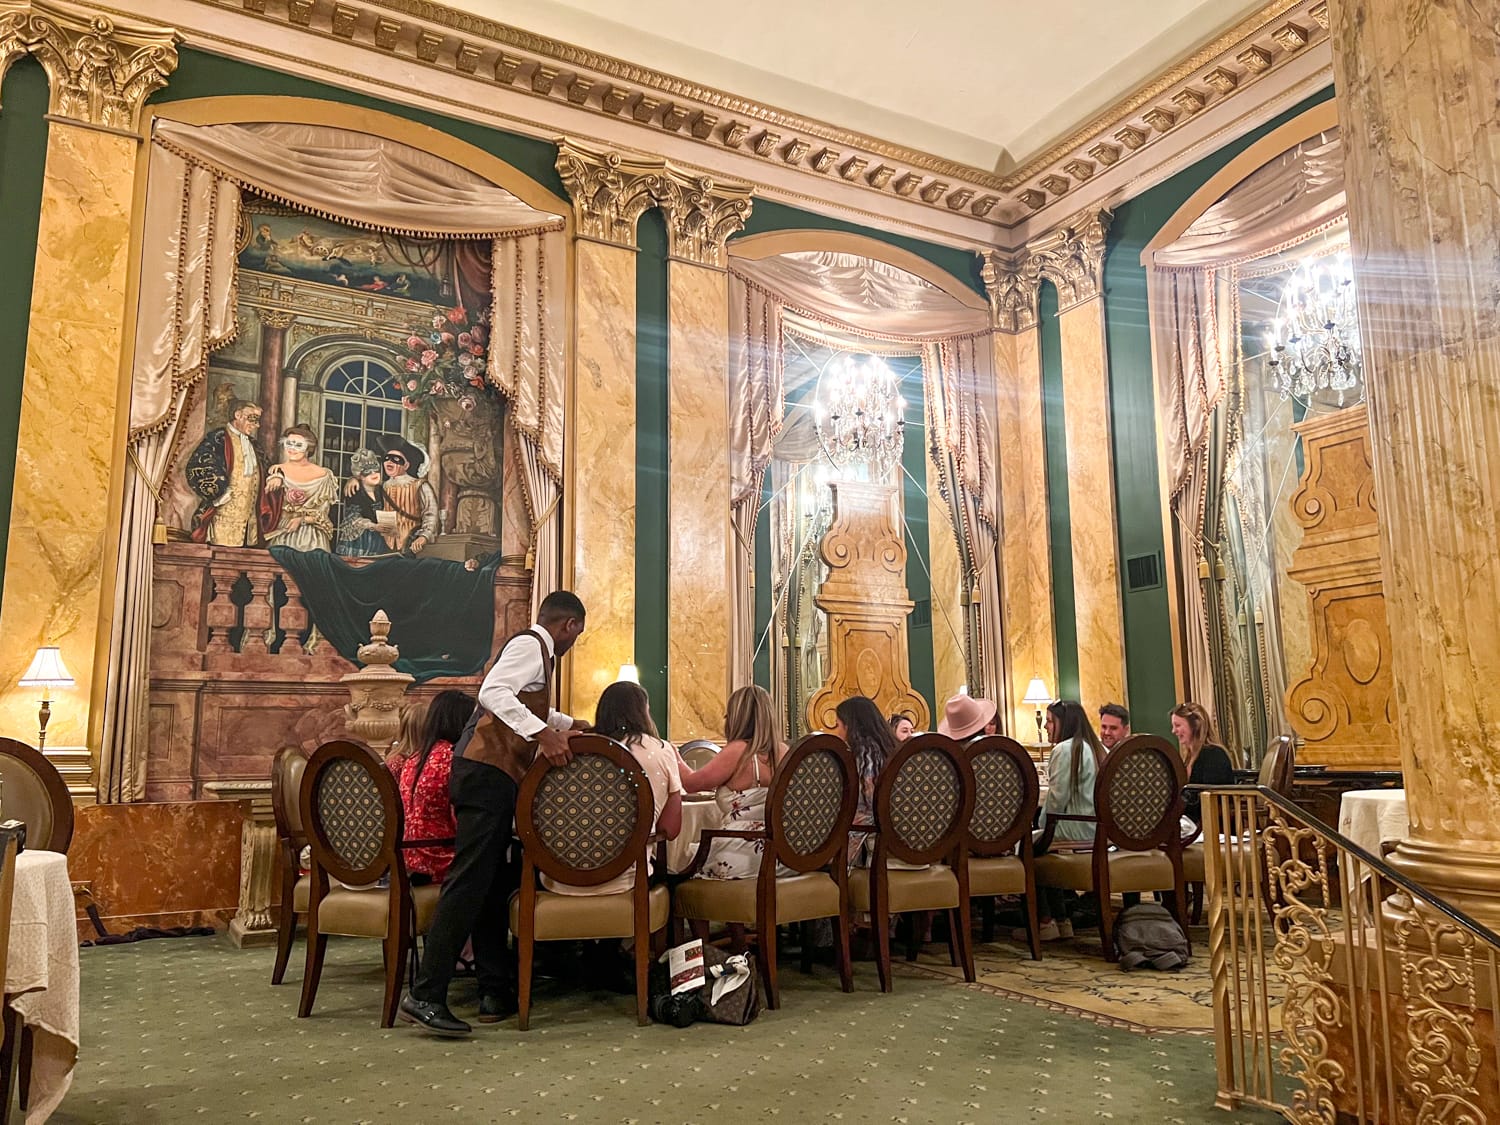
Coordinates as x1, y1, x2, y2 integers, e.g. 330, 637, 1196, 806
1201, 785, 1500, 1124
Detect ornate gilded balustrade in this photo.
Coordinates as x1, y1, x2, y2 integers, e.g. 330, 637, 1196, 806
1201, 786, 1500, 1123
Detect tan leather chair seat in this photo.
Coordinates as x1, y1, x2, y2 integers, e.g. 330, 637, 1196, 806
968, 855, 1026, 897
292, 875, 310, 914
1183, 838, 1256, 884
675, 873, 839, 925
316, 882, 440, 938
1035, 850, 1174, 893
509, 885, 670, 941
849, 864, 959, 913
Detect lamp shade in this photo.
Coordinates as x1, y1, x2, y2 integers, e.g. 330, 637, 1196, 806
617, 664, 640, 684
1021, 677, 1052, 706
19, 646, 74, 688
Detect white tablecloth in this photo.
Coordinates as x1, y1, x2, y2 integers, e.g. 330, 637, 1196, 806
7, 850, 79, 1123
666, 797, 722, 874
1338, 789, 1408, 912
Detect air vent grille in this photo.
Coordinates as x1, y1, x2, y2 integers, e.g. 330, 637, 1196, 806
1126, 552, 1162, 591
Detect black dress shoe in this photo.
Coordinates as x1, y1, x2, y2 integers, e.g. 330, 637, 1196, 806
476, 991, 518, 1024
398, 993, 471, 1037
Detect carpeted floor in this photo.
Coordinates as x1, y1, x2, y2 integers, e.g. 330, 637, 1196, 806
53, 935, 1286, 1124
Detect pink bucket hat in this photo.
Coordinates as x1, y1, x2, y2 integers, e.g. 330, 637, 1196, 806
937, 693, 998, 740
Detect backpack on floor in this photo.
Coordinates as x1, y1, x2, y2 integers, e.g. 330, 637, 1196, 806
1113, 903, 1190, 971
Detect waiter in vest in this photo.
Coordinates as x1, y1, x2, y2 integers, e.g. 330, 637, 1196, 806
400, 590, 587, 1036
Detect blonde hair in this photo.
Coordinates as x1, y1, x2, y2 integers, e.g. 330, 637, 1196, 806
390, 700, 430, 761
724, 685, 778, 769
1170, 702, 1216, 758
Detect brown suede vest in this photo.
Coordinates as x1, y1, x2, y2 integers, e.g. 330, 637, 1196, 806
456, 629, 553, 783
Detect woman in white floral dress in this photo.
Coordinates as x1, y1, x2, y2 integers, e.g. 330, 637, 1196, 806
679, 685, 784, 880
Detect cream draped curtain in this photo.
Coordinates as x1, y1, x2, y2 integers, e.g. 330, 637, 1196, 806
1147, 127, 1343, 732
100, 120, 565, 801
726, 251, 999, 703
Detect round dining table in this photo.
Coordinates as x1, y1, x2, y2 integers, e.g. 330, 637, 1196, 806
6, 849, 80, 1123
667, 795, 722, 875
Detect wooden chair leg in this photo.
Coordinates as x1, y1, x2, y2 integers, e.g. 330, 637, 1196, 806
635, 917, 651, 1027
1190, 882, 1204, 926
15, 1029, 29, 1114
688, 918, 710, 944
272, 865, 298, 985
758, 922, 780, 1010
954, 901, 976, 983
835, 910, 853, 994
874, 906, 893, 994
904, 911, 924, 961
799, 921, 814, 975
1099, 892, 1118, 964
517, 929, 535, 1032
980, 897, 996, 944
945, 909, 962, 968
0, 1002, 19, 1125
296, 927, 327, 1019
381, 928, 409, 1029
1024, 891, 1043, 962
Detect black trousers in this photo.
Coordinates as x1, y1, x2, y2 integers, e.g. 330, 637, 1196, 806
411, 757, 519, 1005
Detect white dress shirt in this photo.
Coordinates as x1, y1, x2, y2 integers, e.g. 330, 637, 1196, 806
478, 625, 574, 740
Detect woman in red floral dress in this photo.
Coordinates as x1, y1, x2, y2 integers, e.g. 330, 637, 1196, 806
389, 690, 475, 883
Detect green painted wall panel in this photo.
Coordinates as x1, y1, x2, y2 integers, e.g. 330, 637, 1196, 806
634, 212, 671, 733
897, 355, 936, 719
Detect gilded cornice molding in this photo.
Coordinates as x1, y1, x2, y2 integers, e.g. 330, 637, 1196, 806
1025, 209, 1112, 311
980, 251, 1039, 334
0, 0, 178, 130
555, 137, 664, 248
649, 167, 752, 268
153, 0, 1331, 234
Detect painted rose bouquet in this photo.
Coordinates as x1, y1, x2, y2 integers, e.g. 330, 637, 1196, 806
395, 305, 492, 417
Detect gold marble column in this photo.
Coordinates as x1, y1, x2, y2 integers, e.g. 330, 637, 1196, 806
925, 440, 967, 707
651, 169, 752, 739
1029, 211, 1127, 712
983, 253, 1057, 736
0, 3, 177, 781
555, 141, 662, 714
1328, 0, 1500, 924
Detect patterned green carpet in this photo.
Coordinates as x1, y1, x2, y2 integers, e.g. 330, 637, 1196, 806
56, 936, 1283, 1124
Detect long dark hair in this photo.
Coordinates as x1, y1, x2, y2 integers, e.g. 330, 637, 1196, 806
594, 681, 659, 749
410, 689, 476, 798
837, 695, 898, 785
1047, 699, 1106, 795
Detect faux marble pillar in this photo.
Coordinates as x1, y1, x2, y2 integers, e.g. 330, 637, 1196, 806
925, 438, 968, 707
555, 142, 660, 714
1028, 213, 1126, 713
652, 170, 752, 739
0, 5, 177, 774
984, 254, 1057, 736
1329, 0, 1500, 923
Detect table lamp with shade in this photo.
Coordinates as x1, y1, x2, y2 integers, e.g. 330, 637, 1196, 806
19, 646, 75, 750
1022, 677, 1052, 744
617, 664, 640, 684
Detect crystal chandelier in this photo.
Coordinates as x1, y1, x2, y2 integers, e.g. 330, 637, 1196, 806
1265, 255, 1364, 405
811, 353, 906, 476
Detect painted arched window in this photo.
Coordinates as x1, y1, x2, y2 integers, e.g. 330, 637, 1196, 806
320, 357, 402, 479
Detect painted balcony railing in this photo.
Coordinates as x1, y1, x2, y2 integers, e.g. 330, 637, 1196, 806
1201, 785, 1500, 1123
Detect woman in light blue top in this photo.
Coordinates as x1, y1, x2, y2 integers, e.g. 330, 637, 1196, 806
1018, 700, 1106, 942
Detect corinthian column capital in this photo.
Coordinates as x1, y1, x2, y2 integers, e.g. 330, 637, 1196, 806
649, 167, 753, 269
16, 0, 178, 132
981, 251, 1040, 334
0, 4, 29, 110
555, 138, 665, 249
1025, 207, 1112, 311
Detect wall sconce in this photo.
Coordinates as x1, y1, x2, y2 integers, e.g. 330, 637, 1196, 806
19, 646, 75, 750
1021, 677, 1052, 744
617, 664, 640, 684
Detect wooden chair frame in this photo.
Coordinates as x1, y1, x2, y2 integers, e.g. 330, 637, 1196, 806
270, 745, 309, 985
674, 733, 859, 1009
0, 826, 24, 1125
0, 740, 72, 853
1037, 734, 1189, 962
677, 739, 720, 771
861, 733, 976, 993
297, 739, 445, 1028
962, 735, 1043, 959
514, 735, 661, 1030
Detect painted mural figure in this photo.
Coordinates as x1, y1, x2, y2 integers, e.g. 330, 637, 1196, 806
262, 425, 338, 552
376, 440, 439, 556
185, 399, 265, 546
335, 448, 391, 558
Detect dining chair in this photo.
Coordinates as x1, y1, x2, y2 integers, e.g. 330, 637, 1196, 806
677, 740, 719, 771
672, 732, 859, 1009
297, 739, 445, 1028
270, 745, 310, 985
962, 735, 1043, 958
849, 733, 976, 993
0, 740, 71, 853
511, 735, 669, 1029
1034, 734, 1189, 962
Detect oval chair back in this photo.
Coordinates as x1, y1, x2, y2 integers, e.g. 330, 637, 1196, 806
875, 733, 976, 867
0, 738, 72, 853
271, 746, 309, 843
1096, 734, 1187, 853
962, 735, 1039, 856
767, 733, 858, 874
678, 739, 720, 772
269, 745, 310, 986
1258, 735, 1297, 798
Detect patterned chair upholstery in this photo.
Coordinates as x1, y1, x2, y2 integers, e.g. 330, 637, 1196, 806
511, 735, 667, 1029
672, 733, 858, 1010
1183, 735, 1296, 918
270, 745, 310, 986
297, 740, 440, 1028
963, 736, 1043, 958
1034, 734, 1188, 962
848, 734, 976, 992
677, 740, 720, 771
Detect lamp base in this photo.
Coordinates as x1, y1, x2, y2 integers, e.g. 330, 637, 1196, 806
36, 697, 51, 751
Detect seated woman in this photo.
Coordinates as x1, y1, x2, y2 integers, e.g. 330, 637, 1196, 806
542, 680, 682, 896
679, 685, 784, 880
388, 690, 475, 884
1025, 699, 1106, 942
887, 712, 917, 742
839, 696, 900, 868
1171, 701, 1235, 829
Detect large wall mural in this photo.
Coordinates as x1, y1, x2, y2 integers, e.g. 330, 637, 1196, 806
147, 198, 532, 800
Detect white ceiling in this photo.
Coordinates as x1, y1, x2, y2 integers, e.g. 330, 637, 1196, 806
452, 0, 1269, 172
